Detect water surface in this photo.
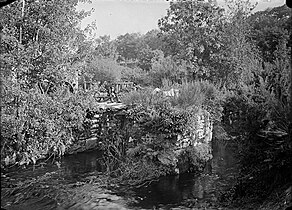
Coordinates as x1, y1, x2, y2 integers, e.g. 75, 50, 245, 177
130, 140, 238, 209
2, 139, 238, 209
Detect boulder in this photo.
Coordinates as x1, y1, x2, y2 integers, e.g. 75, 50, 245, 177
173, 108, 213, 174
85, 137, 99, 150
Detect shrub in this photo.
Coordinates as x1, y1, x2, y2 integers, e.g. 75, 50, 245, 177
109, 158, 172, 187
170, 81, 205, 109
222, 79, 292, 202
110, 84, 218, 183
87, 57, 123, 83
1, 84, 100, 167
169, 80, 224, 123
149, 56, 188, 87
121, 67, 151, 86
93, 99, 193, 185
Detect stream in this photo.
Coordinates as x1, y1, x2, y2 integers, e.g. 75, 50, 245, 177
129, 140, 238, 209
1, 139, 238, 210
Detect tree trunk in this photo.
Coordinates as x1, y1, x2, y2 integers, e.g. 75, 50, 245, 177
290, 47, 292, 140
16, 0, 25, 119
19, 0, 25, 44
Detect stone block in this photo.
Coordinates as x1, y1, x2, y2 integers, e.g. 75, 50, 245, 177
85, 137, 99, 150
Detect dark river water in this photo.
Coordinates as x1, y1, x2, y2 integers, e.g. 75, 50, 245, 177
129, 139, 238, 209
2, 150, 105, 185
2, 139, 238, 209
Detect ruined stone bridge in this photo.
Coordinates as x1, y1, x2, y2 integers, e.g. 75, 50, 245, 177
67, 102, 129, 154
67, 101, 213, 165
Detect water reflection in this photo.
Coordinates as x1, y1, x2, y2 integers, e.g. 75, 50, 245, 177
2, 140, 238, 209
59, 150, 105, 180
3, 150, 105, 184
131, 140, 238, 209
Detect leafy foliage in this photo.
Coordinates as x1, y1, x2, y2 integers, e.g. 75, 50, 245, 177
1, 84, 100, 166
221, 36, 291, 202
120, 67, 150, 86
0, 0, 93, 86
247, 5, 291, 62
149, 56, 189, 87
86, 57, 123, 83
137, 47, 163, 71
158, 0, 225, 79
0, 0, 96, 166
115, 33, 144, 62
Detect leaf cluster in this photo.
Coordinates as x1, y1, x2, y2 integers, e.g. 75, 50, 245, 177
1, 85, 99, 167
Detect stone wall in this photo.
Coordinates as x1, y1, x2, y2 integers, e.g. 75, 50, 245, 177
174, 108, 213, 174
175, 108, 213, 148
67, 105, 213, 175
66, 103, 127, 154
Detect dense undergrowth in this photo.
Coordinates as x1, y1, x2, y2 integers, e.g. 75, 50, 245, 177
96, 80, 223, 186
1, 85, 101, 167
220, 83, 292, 208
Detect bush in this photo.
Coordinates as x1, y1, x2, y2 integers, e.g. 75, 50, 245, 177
1, 84, 100, 167
121, 81, 224, 151
149, 56, 188, 87
108, 83, 220, 184
94, 98, 193, 186
121, 67, 151, 86
87, 57, 123, 83
222, 80, 292, 202
120, 87, 160, 106
169, 80, 224, 123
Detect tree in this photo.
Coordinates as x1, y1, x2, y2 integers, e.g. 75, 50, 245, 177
247, 5, 291, 63
0, 0, 95, 165
137, 46, 164, 71
0, 0, 92, 88
85, 57, 122, 84
114, 32, 145, 62
158, 0, 224, 75
150, 56, 188, 87
210, 1, 260, 86
141, 29, 164, 51
93, 35, 117, 60
246, 5, 291, 130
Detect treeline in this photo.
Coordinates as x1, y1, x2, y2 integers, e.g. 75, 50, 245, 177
2, 0, 290, 91
88, 0, 291, 96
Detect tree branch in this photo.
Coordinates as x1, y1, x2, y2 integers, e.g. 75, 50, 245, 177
0, 0, 18, 8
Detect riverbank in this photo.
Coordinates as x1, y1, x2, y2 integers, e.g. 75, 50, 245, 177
1, 146, 290, 210
1, 159, 130, 210
0, 139, 238, 210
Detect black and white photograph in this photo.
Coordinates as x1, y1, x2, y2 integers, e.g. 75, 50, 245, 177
0, 0, 291, 209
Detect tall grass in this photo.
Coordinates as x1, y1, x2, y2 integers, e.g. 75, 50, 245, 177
171, 81, 205, 109
121, 80, 223, 123
170, 80, 220, 109
120, 87, 167, 106
121, 80, 222, 109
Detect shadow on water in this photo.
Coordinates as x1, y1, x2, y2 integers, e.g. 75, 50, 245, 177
129, 139, 239, 209
2, 139, 239, 209
2, 150, 106, 186
1, 150, 107, 210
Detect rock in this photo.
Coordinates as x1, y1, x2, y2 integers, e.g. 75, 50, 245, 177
176, 149, 190, 174
176, 108, 213, 149
173, 108, 213, 174
157, 150, 177, 166
85, 137, 99, 150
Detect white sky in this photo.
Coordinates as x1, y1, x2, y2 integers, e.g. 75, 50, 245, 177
77, 0, 285, 40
